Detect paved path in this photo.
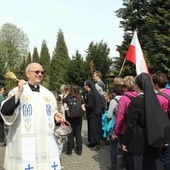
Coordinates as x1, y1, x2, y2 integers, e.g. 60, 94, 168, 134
0, 119, 123, 170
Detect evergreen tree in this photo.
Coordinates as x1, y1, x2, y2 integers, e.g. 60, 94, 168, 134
39, 40, 51, 88
49, 29, 70, 91
32, 47, 39, 63
67, 50, 89, 86
141, 0, 170, 76
17, 52, 32, 81
113, 0, 148, 76
26, 52, 32, 65
18, 56, 27, 80
85, 40, 112, 83
0, 43, 6, 85
114, 0, 170, 76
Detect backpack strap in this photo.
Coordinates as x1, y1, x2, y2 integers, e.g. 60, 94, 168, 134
157, 91, 170, 100
112, 97, 119, 116
97, 81, 105, 89
157, 91, 170, 119
123, 93, 134, 100
114, 97, 119, 104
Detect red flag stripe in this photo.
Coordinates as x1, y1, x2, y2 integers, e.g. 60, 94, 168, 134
125, 31, 149, 75
125, 45, 136, 64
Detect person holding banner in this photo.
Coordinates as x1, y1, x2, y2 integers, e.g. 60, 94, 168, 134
0, 62, 65, 170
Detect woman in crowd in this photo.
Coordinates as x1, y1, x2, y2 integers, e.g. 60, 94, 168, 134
107, 84, 124, 170
64, 84, 85, 156
112, 76, 137, 169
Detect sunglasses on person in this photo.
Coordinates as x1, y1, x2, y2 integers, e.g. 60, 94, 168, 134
29, 70, 44, 75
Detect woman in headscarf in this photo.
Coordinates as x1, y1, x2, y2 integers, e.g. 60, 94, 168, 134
84, 80, 103, 150
122, 73, 170, 170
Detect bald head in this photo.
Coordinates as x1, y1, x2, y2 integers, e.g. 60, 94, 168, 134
26, 63, 44, 85
26, 63, 42, 73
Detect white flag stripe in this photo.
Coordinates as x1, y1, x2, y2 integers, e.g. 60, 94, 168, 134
130, 31, 149, 75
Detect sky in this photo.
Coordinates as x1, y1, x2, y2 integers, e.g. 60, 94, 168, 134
0, 0, 124, 58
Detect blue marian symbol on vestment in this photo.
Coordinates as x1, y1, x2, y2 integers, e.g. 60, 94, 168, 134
23, 103, 32, 133
46, 104, 51, 116
23, 103, 32, 117
46, 104, 53, 130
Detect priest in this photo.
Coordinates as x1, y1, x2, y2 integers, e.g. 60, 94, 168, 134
0, 62, 65, 170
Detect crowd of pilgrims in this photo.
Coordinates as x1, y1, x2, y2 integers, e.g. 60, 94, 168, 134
56, 71, 170, 170
1, 70, 170, 170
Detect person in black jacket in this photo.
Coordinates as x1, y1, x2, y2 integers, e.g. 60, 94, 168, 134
84, 80, 103, 150
122, 73, 170, 170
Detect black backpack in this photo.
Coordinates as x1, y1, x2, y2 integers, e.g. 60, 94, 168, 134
157, 92, 170, 119
66, 96, 83, 118
99, 94, 106, 112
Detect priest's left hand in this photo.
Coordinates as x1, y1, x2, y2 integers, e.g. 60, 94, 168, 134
55, 112, 65, 123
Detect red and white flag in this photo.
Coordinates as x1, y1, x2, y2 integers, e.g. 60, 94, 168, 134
125, 30, 149, 75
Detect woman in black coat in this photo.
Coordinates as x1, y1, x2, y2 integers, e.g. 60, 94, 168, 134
122, 73, 170, 170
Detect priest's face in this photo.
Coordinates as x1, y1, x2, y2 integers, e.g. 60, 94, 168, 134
26, 63, 44, 85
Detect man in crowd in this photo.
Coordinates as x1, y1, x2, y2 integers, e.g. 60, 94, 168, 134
93, 71, 106, 95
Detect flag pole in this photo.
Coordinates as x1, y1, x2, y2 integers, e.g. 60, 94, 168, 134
119, 57, 126, 76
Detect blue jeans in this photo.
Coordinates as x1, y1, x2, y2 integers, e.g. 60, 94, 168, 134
109, 135, 118, 170
162, 146, 170, 170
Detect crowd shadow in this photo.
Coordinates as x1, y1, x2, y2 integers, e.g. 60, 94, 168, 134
61, 119, 115, 170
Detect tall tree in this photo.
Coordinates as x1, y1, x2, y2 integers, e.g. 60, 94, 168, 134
0, 23, 29, 73
18, 52, 32, 81
26, 52, 32, 65
113, 0, 148, 76
49, 29, 70, 91
18, 56, 27, 80
0, 43, 6, 84
32, 47, 39, 63
85, 40, 112, 83
67, 50, 89, 86
141, 0, 170, 76
39, 40, 51, 88
114, 0, 170, 76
